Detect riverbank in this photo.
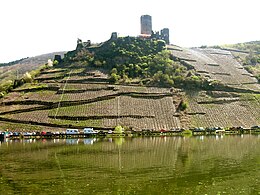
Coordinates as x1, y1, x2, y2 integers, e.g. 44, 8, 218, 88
1, 127, 260, 140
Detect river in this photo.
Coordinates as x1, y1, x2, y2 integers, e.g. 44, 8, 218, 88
0, 135, 259, 194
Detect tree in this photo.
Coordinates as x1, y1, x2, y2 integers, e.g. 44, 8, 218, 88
111, 68, 118, 74
94, 60, 103, 67
114, 125, 124, 134
53, 60, 59, 66
179, 101, 188, 111
109, 73, 120, 83
23, 72, 33, 83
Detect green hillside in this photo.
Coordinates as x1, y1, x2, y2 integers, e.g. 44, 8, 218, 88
222, 41, 260, 53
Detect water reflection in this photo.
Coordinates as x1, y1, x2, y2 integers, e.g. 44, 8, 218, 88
0, 137, 4, 144
83, 138, 97, 145
0, 135, 259, 194
0, 137, 99, 145
66, 138, 79, 145
215, 134, 224, 140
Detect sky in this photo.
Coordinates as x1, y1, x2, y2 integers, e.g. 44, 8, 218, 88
0, 0, 259, 62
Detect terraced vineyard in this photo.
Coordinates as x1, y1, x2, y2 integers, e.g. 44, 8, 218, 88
169, 46, 260, 91
185, 90, 260, 128
168, 45, 260, 128
1, 45, 260, 131
0, 66, 183, 131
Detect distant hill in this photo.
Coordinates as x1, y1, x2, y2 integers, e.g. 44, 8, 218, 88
222, 41, 260, 53
0, 51, 66, 83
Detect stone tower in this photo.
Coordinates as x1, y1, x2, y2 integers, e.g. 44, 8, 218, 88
160, 28, 170, 44
140, 15, 152, 35
110, 32, 118, 40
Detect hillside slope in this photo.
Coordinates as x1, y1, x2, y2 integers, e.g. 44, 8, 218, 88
219, 41, 260, 82
0, 51, 66, 82
0, 39, 259, 131
222, 41, 260, 53
168, 45, 260, 91
169, 45, 260, 128
0, 67, 184, 131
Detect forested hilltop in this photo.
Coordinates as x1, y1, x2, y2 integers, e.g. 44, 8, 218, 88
64, 37, 213, 89
222, 41, 260, 53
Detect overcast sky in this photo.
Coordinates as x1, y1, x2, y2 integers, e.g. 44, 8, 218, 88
1, 0, 259, 62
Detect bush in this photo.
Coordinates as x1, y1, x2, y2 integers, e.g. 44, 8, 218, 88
0, 91, 6, 98
53, 60, 59, 66
0, 80, 13, 98
23, 72, 33, 83
94, 60, 103, 67
114, 125, 124, 134
0, 80, 13, 92
180, 101, 188, 111
182, 129, 192, 135
13, 79, 25, 88
109, 73, 121, 83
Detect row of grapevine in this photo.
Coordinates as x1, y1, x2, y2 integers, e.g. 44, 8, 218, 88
171, 47, 260, 91
50, 95, 179, 129
0, 62, 180, 130
59, 83, 109, 90
62, 90, 117, 101
0, 104, 41, 114
5, 110, 50, 124
188, 94, 260, 128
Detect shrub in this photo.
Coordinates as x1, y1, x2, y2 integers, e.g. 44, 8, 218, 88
94, 60, 103, 67
23, 72, 33, 83
0, 91, 6, 98
182, 129, 192, 136
0, 80, 13, 92
53, 60, 59, 66
179, 101, 188, 111
114, 125, 124, 134
109, 73, 120, 83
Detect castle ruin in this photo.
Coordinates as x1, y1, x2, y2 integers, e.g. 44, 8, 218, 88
140, 14, 170, 44
75, 14, 170, 51
140, 15, 152, 35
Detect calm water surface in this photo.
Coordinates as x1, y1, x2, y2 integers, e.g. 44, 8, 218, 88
0, 135, 259, 195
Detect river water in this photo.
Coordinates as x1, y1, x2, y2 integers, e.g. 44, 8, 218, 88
0, 135, 259, 194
